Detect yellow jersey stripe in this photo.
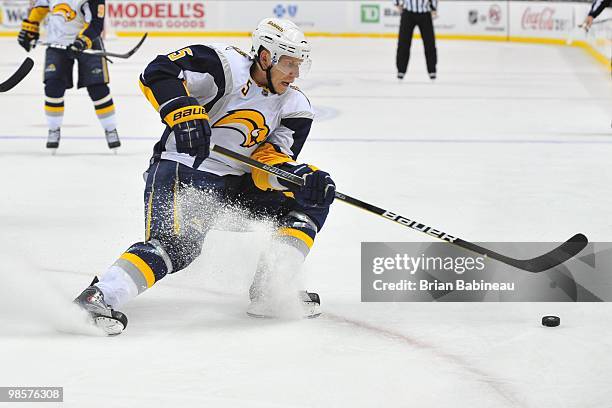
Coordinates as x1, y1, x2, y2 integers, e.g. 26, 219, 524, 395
138, 79, 160, 111
28, 6, 49, 22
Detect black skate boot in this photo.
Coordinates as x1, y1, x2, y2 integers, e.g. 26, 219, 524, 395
300, 291, 321, 319
46, 128, 60, 151
105, 128, 121, 150
74, 277, 128, 335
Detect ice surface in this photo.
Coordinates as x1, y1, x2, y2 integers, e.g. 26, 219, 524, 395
0, 36, 611, 407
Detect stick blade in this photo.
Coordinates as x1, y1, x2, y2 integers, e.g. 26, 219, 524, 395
513, 233, 588, 272
0, 57, 34, 92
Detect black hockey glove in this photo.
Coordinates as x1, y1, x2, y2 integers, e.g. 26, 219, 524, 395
160, 96, 211, 160
66, 36, 89, 59
17, 20, 39, 52
279, 163, 336, 207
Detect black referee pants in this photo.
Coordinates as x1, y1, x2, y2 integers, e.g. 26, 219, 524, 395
396, 10, 437, 75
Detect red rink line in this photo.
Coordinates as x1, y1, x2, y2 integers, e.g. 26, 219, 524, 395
324, 312, 526, 408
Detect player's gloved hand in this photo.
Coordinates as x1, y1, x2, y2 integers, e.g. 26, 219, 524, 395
279, 163, 336, 207
17, 20, 40, 52
160, 96, 211, 159
66, 37, 89, 58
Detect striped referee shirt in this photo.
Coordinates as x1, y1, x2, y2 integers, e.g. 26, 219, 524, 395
394, 0, 437, 13
588, 0, 611, 18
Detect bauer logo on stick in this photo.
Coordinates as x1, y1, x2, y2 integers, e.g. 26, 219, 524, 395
382, 211, 458, 242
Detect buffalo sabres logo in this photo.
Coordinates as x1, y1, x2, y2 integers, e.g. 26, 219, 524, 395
52, 3, 77, 22
212, 109, 269, 148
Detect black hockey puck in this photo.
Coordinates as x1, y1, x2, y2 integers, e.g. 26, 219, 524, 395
542, 315, 560, 327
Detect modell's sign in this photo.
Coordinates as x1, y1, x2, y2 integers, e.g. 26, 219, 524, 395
107, 1, 206, 30
521, 7, 570, 32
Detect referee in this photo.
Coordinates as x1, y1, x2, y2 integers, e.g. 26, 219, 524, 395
395, 0, 438, 80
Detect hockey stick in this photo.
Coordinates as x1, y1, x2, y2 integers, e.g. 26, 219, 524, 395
34, 33, 148, 59
589, 17, 612, 25
0, 57, 34, 92
211, 144, 588, 273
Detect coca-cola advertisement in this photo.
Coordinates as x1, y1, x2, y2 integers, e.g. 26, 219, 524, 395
510, 2, 573, 37
107, 1, 206, 31
521, 7, 570, 31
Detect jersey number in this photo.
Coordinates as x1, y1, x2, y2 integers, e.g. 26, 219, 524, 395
168, 48, 193, 61
241, 79, 252, 96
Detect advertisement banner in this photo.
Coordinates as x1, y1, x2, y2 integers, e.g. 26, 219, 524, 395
354, 2, 400, 33
0, 0, 608, 65
461, 2, 507, 35
509, 1, 575, 38
0, 0, 29, 30
351, 2, 508, 36
106, 1, 207, 32
206, 1, 345, 32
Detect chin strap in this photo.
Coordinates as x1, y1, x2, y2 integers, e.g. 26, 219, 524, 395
254, 57, 278, 95
265, 67, 277, 94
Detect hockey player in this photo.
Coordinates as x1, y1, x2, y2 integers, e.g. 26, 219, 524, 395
73, 18, 336, 335
17, 0, 120, 151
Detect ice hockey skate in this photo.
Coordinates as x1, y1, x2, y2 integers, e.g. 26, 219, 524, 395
105, 128, 121, 150
46, 128, 60, 152
247, 290, 321, 319
74, 278, 127, 335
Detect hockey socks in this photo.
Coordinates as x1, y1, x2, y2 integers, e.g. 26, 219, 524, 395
88, 84, 118, 132
96, 241, 172, 308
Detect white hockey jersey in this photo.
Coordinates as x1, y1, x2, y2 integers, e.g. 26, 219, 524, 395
139, 44, 315, 181
30, 0, 95, 45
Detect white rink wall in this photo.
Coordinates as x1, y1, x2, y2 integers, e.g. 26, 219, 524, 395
0, 0, 610, 64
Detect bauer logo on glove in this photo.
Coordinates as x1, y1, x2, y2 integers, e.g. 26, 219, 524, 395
159, 96, 212, 160
169, 106, 208, 125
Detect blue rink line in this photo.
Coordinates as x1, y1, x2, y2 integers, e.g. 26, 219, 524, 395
1, 135, 612, 145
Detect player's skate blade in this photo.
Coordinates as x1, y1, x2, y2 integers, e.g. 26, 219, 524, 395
91, 314, 127, 335
46, 128, 60, 152
74, 282, 127, 335
105, 129, 121, 151
247, 291, 321, 319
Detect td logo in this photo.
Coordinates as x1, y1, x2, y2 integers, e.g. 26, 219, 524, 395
361, 4, 380, 23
